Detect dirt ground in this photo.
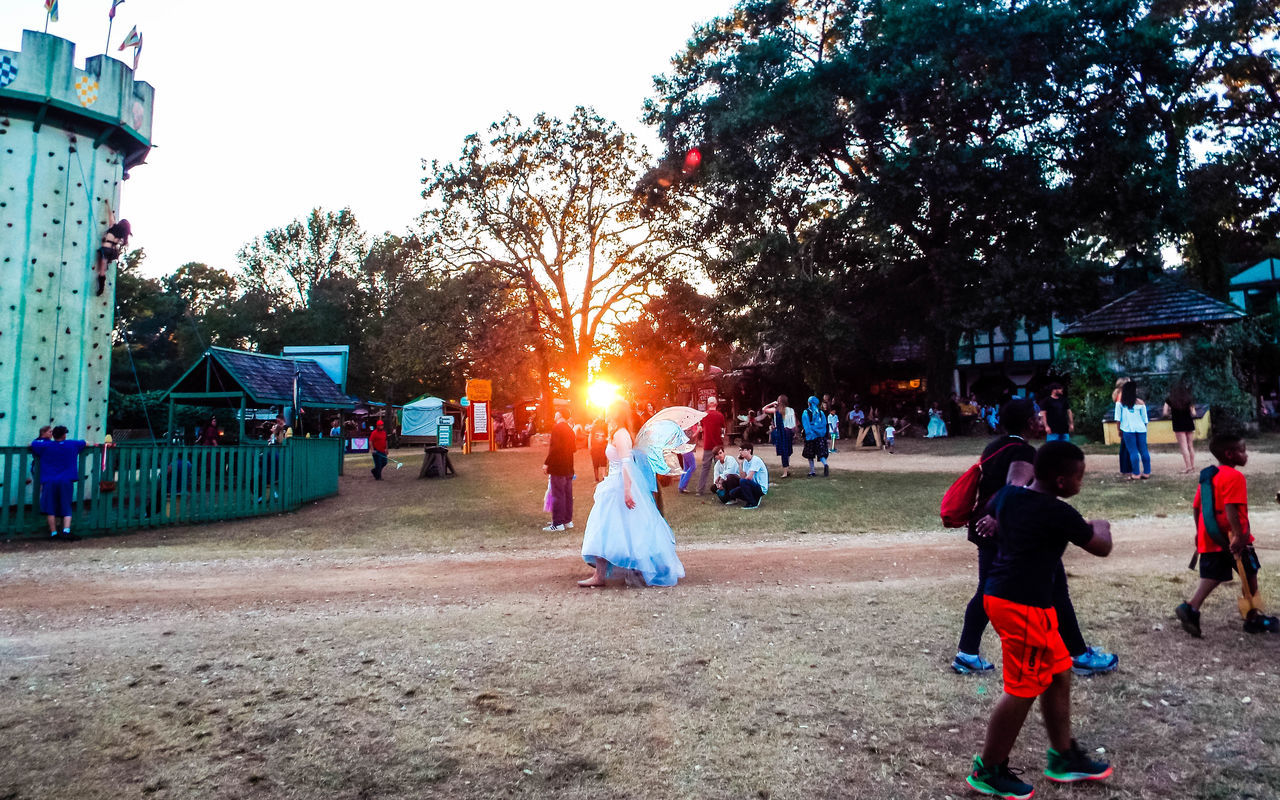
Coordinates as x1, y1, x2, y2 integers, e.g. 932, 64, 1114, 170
0, 512, 1239, 619
3, 447, 1279, 800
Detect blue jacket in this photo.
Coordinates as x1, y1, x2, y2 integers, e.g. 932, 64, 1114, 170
801, 397, 826, 439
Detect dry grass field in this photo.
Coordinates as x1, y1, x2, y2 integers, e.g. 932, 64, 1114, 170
2, 438, 1278, 799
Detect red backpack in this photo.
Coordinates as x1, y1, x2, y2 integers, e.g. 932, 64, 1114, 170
940, 443, 1020, 528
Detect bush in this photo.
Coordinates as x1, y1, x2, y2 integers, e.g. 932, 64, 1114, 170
1051, 338, 1116, 440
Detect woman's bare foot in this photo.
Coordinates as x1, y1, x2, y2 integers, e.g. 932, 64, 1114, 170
577, 577, 606, 588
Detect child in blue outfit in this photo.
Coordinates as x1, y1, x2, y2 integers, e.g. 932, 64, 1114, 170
30, 426, 88, 541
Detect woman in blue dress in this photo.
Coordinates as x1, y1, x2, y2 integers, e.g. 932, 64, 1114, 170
760, 395, 796, 478
926, 402, 949, 438
578, 400, 685, 588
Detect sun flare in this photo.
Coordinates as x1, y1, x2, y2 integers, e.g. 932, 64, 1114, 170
588, 380, 620, 410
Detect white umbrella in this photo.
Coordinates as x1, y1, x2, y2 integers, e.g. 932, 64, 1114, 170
635, 407, 707, 476
646, 405, 707, 432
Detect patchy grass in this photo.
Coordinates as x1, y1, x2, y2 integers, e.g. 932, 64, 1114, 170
7, 438, 1280, 564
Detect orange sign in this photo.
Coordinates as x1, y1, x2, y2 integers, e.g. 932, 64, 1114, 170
466, 379, 492, 403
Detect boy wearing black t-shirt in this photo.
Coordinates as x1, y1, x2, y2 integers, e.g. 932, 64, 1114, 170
966, 442, 1113, 799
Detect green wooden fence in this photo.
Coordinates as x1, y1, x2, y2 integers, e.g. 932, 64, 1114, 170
0, 438, 341, 538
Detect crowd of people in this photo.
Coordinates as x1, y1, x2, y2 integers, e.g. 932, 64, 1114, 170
23, 375, 1277, 797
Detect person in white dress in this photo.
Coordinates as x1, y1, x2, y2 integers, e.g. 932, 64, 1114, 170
578, 400, 685, 588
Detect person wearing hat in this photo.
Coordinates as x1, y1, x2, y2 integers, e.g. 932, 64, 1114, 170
370, 420, 389, 480
695, 396, 726, 496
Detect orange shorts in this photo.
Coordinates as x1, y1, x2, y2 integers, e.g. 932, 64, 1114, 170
984, 594, 1072, 698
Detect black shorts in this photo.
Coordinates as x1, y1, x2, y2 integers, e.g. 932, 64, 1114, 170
1199, 547, 1261, 582
801, 436, 828, 460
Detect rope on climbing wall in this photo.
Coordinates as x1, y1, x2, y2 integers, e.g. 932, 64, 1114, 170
47, 138, 77, 423
118, 325, 155, 436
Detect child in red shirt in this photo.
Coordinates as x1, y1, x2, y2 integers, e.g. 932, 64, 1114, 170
1176, 433, 1264, 636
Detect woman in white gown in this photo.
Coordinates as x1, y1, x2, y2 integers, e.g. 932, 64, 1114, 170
578, 401, 685, 588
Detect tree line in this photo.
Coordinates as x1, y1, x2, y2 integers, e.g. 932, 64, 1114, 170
111, 0, 1280, 428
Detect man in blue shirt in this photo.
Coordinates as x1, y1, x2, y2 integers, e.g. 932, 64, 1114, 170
30, 426, 88, 541
731, 443, 770, 510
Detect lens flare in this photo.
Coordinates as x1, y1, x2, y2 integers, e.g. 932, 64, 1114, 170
588, 380, 620, 410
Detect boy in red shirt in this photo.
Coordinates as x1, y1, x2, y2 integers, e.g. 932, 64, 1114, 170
1176, 433, 1265, 636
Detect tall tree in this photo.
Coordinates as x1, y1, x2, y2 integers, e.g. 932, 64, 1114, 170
422, 107, 700, 405
236, 207, 368, 309
645, 0, 1279, 390
606, 280, 722, 401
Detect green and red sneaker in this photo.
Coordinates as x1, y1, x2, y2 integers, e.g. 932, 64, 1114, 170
966, 755, 1034, 799
1045, 740, 1113, 783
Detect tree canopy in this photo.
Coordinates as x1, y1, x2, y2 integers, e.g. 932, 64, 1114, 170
422, 107, 701, 405
645, 0, 1280, 391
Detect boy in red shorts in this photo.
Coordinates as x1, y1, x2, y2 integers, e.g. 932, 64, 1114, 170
1175, 434, 1275, 635
966, 442, 1114, 798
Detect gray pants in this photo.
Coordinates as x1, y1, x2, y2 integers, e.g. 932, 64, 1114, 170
549, 474, 574, 526
696, 447, 717, 494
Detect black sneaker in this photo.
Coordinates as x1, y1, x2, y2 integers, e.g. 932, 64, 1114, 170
966, 755, 1033, 799
823, 463, 829, 477
1243, 610, 1277, 634
1175, 602, 1201, 638
1044, 740, 1113, 784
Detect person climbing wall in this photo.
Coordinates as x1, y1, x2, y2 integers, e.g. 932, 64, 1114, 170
96, 201, 130, 296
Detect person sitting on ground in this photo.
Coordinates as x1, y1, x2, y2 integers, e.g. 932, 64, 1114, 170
1176, 434, 1277, 636
30, 426, 89, 541
965, 441, 1114, 798
96, 204, 131, 296
729, 443, 769, 510
711, 445, 740, 503
847, 404, 865, 440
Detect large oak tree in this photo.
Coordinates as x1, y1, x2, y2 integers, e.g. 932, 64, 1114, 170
646, 0, 1280, 392
422, 107, 700, 406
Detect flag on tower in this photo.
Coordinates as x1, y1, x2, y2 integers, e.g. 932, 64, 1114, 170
132, 35, 142, 71
109, 0, 125, 19
44, 0, 59, 22
118, 26, 141, 50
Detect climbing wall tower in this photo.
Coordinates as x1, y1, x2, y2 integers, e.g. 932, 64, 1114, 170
0, 31, 154, 447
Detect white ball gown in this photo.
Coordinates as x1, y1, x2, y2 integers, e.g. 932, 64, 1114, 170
580, 429, 685, 586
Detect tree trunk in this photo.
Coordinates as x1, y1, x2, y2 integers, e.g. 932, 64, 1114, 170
567, 358, 590, 413
924, 327, 958, 400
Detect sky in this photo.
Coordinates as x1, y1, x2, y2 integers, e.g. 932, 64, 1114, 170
2, 0, 730, 277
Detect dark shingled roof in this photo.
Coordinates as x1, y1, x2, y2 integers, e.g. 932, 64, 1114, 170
1062, 279, 1247, 336
167, 347, 356, 408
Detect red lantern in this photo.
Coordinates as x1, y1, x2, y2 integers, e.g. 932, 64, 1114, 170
683, 148, 703, 172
